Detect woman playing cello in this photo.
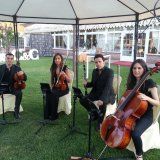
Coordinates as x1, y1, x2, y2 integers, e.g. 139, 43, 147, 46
46, 53, 71, 120
121, 59, 160, 160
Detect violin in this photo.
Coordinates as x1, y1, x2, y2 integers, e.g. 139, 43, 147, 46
100, 62, 160, 149
53, 52, 70, 91
54, 73, 67, 91
13, 71, 26, 90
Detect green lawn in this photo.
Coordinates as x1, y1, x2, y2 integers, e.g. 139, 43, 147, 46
0, 57, 159, 160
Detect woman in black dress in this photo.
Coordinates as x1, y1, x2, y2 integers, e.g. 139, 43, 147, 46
47, 53, 71, 120
122, 59, 160, 160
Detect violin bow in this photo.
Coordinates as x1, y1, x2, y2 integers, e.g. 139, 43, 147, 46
83, 60, 88, 95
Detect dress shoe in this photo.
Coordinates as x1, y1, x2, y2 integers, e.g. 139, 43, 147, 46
136, 155, 143, 160
48, 114, 58, 121
14, 112, 20, 119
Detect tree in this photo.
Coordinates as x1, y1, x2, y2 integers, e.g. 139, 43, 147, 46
0, 25, 14, 53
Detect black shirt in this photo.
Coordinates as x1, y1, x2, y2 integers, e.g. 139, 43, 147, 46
1, 66, 12, 84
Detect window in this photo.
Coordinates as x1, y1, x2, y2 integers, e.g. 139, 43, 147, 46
106, 33, 121, 52
86, 34, 97, 49
18, 37, 24, 49
148, 31, 159, 54
79, 35, 85, 48
55, 35, 67, 48
96, 34, 105, 51
122, 33, 133, 56
137, 33, 146, 57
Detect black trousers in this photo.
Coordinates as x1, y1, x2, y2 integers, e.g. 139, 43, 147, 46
45, 89, 69, 120
131, 111, 153, 156
79, 96, 106, 123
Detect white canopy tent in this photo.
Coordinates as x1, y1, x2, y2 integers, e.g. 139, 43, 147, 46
0, 0, 160, 24
1, 0, 160, 86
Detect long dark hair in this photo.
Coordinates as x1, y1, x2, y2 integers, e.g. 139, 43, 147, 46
50, 53, 64, 72
126, 59, 149, 90
50, 53, 64, 84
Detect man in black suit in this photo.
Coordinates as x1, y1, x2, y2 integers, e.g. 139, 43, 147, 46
0, 53, 27, 119
80, 54, 115, 130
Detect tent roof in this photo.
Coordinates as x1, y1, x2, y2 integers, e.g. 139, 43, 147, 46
0, 0, 160, 24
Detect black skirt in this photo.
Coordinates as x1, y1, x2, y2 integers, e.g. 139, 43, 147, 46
44, 88, 69, 120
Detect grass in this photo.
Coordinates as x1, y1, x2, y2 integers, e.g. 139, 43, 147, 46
0, 57, 160, 160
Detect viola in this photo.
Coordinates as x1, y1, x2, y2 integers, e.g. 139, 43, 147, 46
13, 71, 26, 90
100, 62, 160, 149
54, 73, 67, 91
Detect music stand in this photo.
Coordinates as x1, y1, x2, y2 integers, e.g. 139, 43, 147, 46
59, 87, 87, 141
0, 84, 19, 125
81, 98, 99, 160
35, 83, 57, 135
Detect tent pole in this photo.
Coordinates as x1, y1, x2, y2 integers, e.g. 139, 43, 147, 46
75, 18, 79, 88
13, 15, 20, 66
73, 25, 76, 85
134, 13, 139, 61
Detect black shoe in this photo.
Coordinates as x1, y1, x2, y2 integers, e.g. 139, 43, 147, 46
14, 112, 20, 119
48, 114, 58, 121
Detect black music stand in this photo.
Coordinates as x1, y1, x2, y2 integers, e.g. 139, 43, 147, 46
59, 87, 87, 141
81, 98, 99, 160
35, 83, 57, 135
0, 84, 19, 125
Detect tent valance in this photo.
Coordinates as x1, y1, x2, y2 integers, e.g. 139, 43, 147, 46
24, 19, 160, 33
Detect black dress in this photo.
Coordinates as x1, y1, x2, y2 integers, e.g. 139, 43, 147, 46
131, 79, 157, 155
45, 65, 69, 120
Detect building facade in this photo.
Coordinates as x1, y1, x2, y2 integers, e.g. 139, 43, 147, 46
24, 21, 160, 63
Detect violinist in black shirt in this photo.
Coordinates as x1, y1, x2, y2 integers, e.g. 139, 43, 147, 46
0, 53, 27, 119
80, 54, 115, 130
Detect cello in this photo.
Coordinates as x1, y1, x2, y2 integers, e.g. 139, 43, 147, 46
100, 62, 160, 149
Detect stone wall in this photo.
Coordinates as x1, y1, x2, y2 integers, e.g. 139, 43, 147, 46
29, 33, 53, 56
